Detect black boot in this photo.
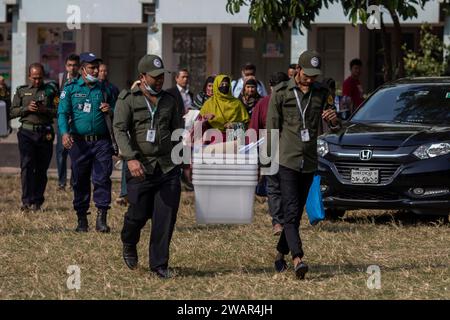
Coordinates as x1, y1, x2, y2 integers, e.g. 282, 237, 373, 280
96, 209, 111, 233
123, 244, 138, 270
75, 213, 89, 232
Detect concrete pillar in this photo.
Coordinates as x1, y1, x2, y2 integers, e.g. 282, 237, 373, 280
344, 25, 360, 79
291, 27, 308, 63
147, 22, 162, 57
444, 15, 450, 62
11, 6, 27, 129
206, 24, 221, 76
205, 24, 232, 76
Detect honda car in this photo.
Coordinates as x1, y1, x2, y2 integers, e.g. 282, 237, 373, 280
318, 78, 450, 218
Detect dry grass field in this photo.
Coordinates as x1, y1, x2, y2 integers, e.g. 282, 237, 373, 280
0, 175, 449, 300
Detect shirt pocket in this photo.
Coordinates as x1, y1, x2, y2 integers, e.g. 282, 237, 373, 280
157, 107, 173, 131
133, 106, 151, 127
282, 103, 299, 125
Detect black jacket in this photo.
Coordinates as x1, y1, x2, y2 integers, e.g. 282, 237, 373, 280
166, 86, 194, 117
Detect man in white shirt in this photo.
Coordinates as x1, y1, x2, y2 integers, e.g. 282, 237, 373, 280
231, 63, 268, 98
166, 69, 195, 192
167, 69, 194, 117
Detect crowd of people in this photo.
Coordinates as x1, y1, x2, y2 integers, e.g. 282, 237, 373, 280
7, 49, 365, 279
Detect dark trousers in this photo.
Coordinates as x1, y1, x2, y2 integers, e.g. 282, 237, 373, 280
17, 128, 53, 206
56, 130, 72, 187
277, 165, 314, 259
119, 164, 127, 197
69, 138, 113, 215
266, 173, 283, 226
121, 166, 181, 270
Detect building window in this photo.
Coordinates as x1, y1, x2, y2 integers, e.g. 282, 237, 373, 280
173, 27, 206, 94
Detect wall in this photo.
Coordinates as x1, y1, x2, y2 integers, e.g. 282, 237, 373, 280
158, 0, 249, 24
20, 0, 142, 24
313, 1, 440, 25
158, 0, 441, 25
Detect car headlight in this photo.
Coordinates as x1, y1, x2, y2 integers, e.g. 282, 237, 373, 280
317, 139, 329, 157
413, 142, 450, 159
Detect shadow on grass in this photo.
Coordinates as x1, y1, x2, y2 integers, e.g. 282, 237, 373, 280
329, 211, 449, 227
172, 266, 277, 278
176, 224, 238, 232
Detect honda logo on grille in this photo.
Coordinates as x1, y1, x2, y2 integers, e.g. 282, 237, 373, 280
360, 150, 373, 161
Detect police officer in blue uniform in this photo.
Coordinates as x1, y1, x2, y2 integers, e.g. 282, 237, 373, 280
58, 52, 115, 233
10, 63, 59, 212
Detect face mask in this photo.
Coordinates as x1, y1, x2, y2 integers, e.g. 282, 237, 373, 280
219, 86, 230, 95
144, 81, 161, 96
84, 69, 98, 83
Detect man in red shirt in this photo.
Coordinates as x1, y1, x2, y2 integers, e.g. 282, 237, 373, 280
342, 58, 364, 113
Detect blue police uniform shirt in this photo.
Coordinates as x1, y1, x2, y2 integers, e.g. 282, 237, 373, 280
57, 77, 115, 136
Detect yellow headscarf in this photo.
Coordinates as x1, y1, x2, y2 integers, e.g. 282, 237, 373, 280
200, 74, 249, 132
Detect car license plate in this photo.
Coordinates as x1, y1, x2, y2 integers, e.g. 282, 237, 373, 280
351, 168, 379, 184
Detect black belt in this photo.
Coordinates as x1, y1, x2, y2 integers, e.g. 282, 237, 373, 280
73, 134, 109, 142
21, 123, 52, 132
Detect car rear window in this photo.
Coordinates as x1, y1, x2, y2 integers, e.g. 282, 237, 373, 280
352, 84, 450, 125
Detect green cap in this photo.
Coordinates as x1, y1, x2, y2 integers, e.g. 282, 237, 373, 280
138, 54, 167, 77
298, 50, 322, 77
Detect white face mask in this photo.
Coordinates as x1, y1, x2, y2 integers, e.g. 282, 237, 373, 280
144, 81, 161, 95
84, 68, 98, 83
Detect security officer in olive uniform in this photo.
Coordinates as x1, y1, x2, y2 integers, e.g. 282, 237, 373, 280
10, 63, 59, 211
58, 52, 115, 233
113, 54, 183, 279
267, 50, 341, 279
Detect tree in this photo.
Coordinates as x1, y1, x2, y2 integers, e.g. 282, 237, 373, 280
226, 0, 432, 82
226, 0, 337, 35
404, 24, 450, 77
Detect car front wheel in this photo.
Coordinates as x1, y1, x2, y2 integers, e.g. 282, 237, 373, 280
325, 208, 346, 220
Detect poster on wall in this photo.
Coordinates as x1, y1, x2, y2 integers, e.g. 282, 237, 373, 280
262, 42, 284, 58
0, 45, 10, 82
38, 28, 77, 82
38, 27, 62, 45
40, 45, 61, 81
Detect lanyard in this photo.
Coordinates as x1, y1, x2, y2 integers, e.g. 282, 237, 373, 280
144, 97, 158, 129
293, 87, 313, 129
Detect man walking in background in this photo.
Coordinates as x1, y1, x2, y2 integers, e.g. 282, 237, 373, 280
342, 58, 364, 113
56, 54, 80, 191
167, 68, 194, 191
232, 63, 267, 98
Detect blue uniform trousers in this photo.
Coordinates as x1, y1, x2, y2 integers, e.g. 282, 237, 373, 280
69, 137, 113, 215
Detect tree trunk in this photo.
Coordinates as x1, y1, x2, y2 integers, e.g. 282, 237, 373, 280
380, 12, 393, 82
388, 7, 405, 79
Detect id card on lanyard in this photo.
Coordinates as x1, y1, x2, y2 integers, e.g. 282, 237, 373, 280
293, 88, 313, 142
144, 97, 157, 143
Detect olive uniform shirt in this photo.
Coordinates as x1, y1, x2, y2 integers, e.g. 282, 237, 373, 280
267, 77, 341, 173
113, 86, 183, 175
10, 82, 59, 125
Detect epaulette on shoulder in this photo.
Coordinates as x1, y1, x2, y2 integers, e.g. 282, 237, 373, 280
315, 82, 332, 94
46, 81, 59, 92
64, 78, 77, 87
273, 81, 289, 92
118, 89, 131, 100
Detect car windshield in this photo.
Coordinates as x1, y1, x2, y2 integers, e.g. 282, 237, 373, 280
352, 84, 450, 125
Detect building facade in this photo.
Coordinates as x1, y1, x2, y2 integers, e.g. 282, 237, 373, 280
3, 0, 449, 127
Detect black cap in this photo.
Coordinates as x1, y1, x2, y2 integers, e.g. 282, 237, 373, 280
298, 50, 322, 77
138, 54, 167, 77
80, 52, 100, 64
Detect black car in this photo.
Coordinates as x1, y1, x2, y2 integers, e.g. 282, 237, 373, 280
318, 77, 450, 218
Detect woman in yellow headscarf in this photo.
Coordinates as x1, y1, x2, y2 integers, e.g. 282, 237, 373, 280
200, 74, 249, 132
